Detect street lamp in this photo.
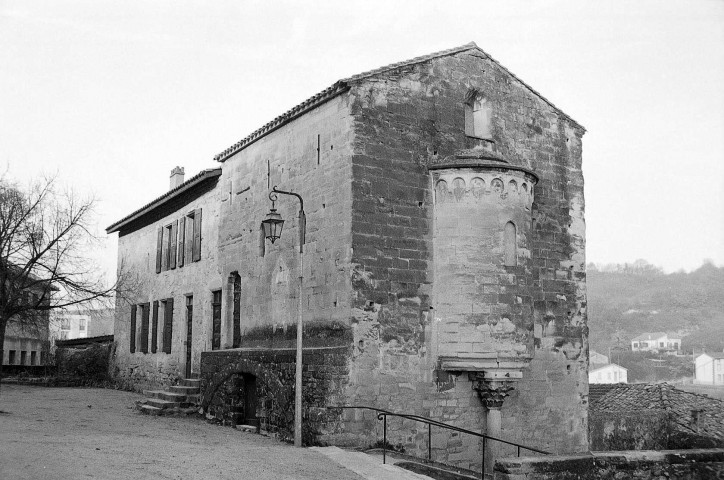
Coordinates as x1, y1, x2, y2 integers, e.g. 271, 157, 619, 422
262, 186, 306, 447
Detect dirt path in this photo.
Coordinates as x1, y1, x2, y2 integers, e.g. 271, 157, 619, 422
0, 384, 365, 480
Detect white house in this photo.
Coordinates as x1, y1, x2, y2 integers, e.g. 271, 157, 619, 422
589, 363, 628, 384
694, 352, 724, 385
49, 309, 114, 343
631, 332, 681, 352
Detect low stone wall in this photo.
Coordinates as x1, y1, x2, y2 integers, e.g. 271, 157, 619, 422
199, 346, 350, 445
494, 449, 724, 479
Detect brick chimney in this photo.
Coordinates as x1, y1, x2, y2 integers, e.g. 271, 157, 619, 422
170, 166, 185, 190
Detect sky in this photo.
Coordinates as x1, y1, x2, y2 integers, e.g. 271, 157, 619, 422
1, 0, 723, 279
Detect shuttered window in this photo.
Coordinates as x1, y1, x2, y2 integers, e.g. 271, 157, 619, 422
151, 301, 159, 353
156, 208, 202, 274
130, 305, 137, 353
140, 303, 150, 353
192, 209, 202, 262
177, 216, 186, 267
162, 298, 174, 354
211, 290, 222, 350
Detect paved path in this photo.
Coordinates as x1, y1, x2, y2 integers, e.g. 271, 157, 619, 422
0, 384, 427, 480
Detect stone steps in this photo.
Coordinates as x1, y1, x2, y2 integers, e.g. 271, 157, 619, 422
137, 378, 201, 416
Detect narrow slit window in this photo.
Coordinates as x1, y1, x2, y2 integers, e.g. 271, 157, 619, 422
504, 221, 517, 267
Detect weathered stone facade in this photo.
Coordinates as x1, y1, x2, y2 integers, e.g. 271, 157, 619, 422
109, 43, 587, 472
109, 169, 222, 392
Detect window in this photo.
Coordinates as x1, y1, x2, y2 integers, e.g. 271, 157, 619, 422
59, 317, 71, 330
504, 222, 517, 267
156, 209, 202, 273
9, 350, 16, 364
130, 305, 137, 353
660, 342, 664, 347
464, 91, 492, 139
151, 301, 159, 353
79, 319, 86, 331
162, 298, 174, 353
231, 272, 242, 348
139, 303, 150, 354
212, 290, 222, 350
633, 342, 639, 348
31, 351, 37, 365
20, 351, 27, 365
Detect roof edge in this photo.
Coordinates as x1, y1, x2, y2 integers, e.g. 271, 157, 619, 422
212, 41, 585, 163
106, 168, 221, 234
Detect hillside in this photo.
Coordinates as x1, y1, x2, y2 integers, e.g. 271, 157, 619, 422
587, 261, 724, 356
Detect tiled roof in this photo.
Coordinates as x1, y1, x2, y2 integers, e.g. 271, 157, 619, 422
631, 332, 668, 342
213, 42, 585, 163
106, 168, 221, 234
590, 383, 724, 445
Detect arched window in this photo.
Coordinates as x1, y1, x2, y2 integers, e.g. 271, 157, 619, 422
464, 91, 492, 140
504, 222, 517, 267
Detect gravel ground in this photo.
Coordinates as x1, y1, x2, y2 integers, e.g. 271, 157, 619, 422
0, 384, 365, 480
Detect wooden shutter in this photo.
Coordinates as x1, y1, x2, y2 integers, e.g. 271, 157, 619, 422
156, 227, 163, 273
140, 304, 149, 353
151, 301, 159, 353
192, 209, 202, 262
164, 298, 174, 354
130, 305, 137, 353
177, 216, 185, 267
169, 220, 178, 269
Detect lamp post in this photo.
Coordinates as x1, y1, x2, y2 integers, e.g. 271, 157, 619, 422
262, 186, 306, 447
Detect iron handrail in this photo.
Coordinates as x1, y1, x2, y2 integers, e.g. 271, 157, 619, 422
327, 405, 550, 479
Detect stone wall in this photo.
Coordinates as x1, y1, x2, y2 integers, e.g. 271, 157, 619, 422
589, 411, 670, 451
216, 94, 354, 350
113, 176, 221, 392
494, 449, 724, 479
341, 47, 588, 466
199, 346, 350, 444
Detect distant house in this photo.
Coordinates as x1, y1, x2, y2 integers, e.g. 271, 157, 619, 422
50, 308, 115, 343
694, 352, 724, 385
631, 332, 681, 353
2, 281, 57, 369
589, 363, 627, 384
590, 350, 609, 367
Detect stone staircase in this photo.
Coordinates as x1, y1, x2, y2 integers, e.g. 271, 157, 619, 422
137, 377, 201, 416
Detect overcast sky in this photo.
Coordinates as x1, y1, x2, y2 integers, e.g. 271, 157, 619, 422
1, 0, 722, 278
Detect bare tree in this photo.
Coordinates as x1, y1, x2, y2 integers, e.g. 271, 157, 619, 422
0, 174, 132, 392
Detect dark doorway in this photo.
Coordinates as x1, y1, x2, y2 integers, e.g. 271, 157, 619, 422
242, 373, 258, 427
231, 373, 258, 428
185, 295, 193, 378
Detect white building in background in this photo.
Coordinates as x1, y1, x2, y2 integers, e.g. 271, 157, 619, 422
694, 352, 724, 385
589, 363, 628, 384
50, 309, 114, 342
631, 332, 681, 353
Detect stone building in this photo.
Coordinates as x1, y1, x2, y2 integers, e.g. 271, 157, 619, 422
107, 167, 221, 387
108, 43, 587, 472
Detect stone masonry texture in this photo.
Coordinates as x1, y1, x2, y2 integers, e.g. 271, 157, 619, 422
110, 44, 587, 472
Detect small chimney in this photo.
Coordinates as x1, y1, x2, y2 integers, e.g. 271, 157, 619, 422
170, 166, 185, 189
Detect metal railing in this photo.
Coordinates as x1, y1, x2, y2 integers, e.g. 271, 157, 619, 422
327, 405, 550, 479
